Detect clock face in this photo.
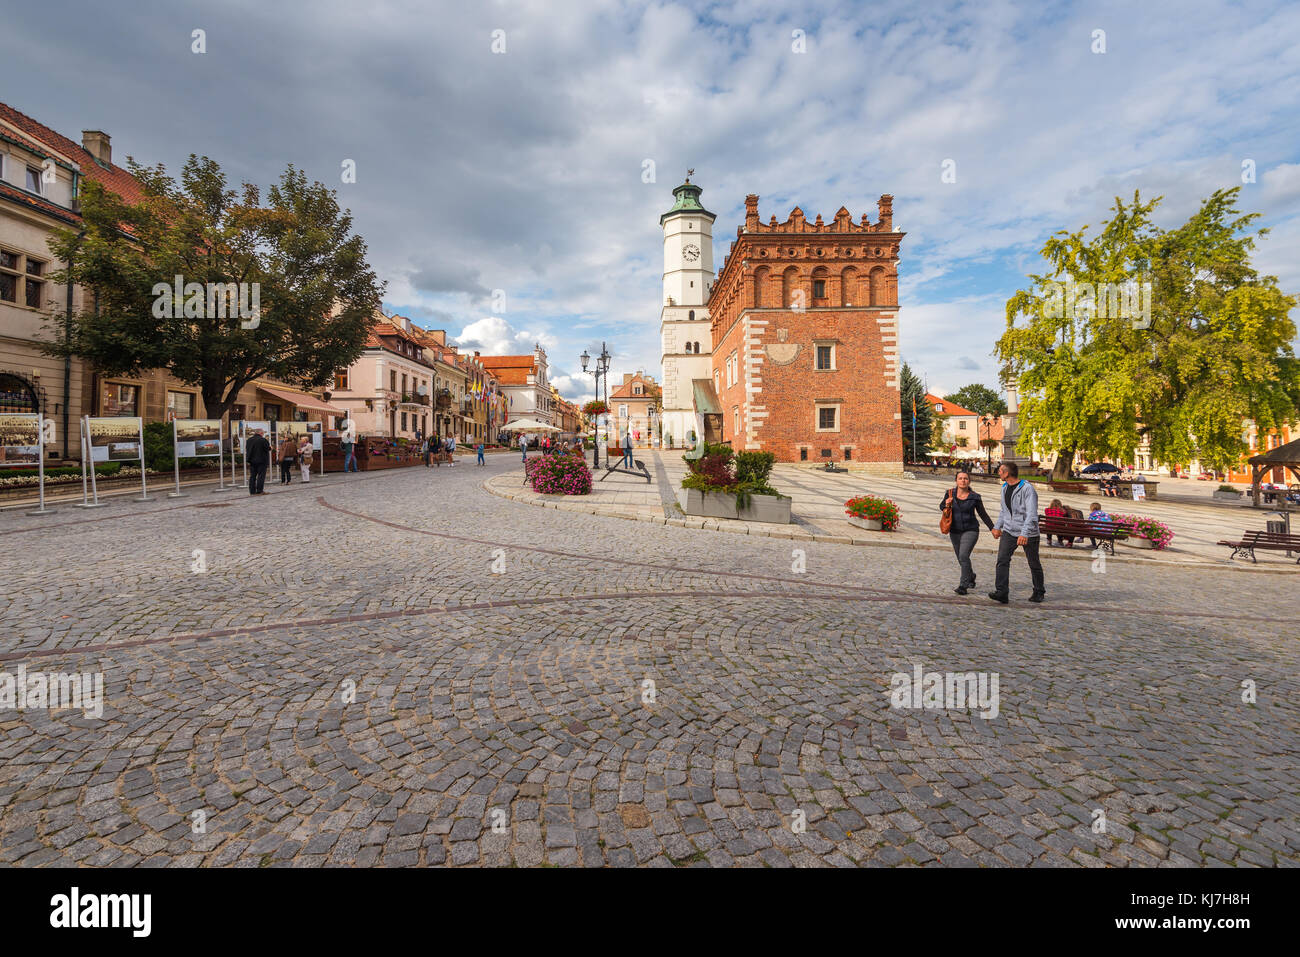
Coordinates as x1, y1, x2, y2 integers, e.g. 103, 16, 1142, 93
682, 243, 701, 263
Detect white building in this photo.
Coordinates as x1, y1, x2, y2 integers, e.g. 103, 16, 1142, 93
658, 175, 716, 448
481, 344, 553, 426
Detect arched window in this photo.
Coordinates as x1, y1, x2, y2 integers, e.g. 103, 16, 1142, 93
688, 310, 695, 321
0, 372, 39, 413
753, 266, 770, 308
840, 266, 859, 306
869, 267, 887, 306
782, 266, 801, 308
693, 342, 701, 353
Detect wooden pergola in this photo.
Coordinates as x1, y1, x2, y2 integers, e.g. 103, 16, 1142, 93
1248, 437, 1300, 507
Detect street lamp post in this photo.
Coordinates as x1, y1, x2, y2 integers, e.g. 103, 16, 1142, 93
981, 414, 999, 474
580, 342, 611, 469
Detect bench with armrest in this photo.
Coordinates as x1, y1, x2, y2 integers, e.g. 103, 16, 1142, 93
1049, 481, 1090, 494
1217, 530, 1300, 564
1038, 514, 1126, 554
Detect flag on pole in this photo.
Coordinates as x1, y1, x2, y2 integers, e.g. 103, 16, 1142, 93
911, 396, 916, 427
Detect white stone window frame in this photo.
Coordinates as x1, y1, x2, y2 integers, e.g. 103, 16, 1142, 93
813, 340, 837, 372
815, 402, 842, 433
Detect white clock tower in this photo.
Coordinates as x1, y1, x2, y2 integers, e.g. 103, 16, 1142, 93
658, 174, 716, 448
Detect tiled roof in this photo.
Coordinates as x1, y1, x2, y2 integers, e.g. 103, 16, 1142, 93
492, 367, 532, 385
926, 393, 976, 417
479, 355, 536, 369
0, 102, 148, 208
0, 180, 79, 225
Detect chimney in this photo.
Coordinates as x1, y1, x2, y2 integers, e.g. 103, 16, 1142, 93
81, 130, 111, 167
744, 194, 759, 231
623, 373, 633, 385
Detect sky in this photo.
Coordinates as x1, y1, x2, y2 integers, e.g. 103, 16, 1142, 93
2, 0, 1298, 402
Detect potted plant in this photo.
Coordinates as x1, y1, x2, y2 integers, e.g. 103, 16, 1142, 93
679, 446, 791, 523
1110, 513, 1173, 550
844, 495, 900, 531
1213, 484, 1243, 502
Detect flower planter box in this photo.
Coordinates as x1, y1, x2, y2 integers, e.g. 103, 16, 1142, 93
680, 487, 791, 524
1122, 536, 1156, 549
1212, 490, 1243, 502
847, 515, 884, 531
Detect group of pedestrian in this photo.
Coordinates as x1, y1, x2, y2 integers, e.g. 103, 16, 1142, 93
940, 461, 1045, 604
242, 428, 314, 495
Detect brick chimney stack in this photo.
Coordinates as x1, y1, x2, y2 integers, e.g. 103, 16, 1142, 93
744, 194, 759, 231
81, 130, 111, 167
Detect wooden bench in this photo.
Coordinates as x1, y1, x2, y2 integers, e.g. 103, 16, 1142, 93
1049, 481, 1090, 494
1038, 514, 1126, 554
1218, 530, 1300, 564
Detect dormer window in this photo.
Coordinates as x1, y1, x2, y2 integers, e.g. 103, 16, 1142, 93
26, 166, 43, 194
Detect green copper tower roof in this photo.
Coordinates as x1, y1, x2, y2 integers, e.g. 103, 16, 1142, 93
660, 177, 716, 225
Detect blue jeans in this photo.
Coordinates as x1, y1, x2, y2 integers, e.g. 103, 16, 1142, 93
343, 448, 358, 472
623, 449, 632, 467
477, 450, 485, 465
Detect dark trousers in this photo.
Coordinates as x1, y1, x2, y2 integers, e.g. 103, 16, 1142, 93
949, 528, 979, 587
343, 448, 357, 472
280, 459, 293, 483
994, 533, 1045, 597
248, 462, 267, 494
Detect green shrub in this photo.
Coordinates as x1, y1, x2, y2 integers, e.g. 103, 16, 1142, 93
735, 451, 775, 486
0, 462, 122, 480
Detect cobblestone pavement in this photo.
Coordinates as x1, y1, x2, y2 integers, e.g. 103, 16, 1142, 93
0, 455, 1297, 867
492, 452, 1300, 568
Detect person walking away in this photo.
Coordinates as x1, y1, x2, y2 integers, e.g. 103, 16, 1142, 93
340, 419, 358, 473
279, 434, 297, 484
431, 435, 442, 467
941, 469, 995, 595
246, 428, 271, 494
1044, 498, 1067, 547
422, 435, 431, 468
623, 431, 633, 468
989, 461, 1045, 604
476, 441, 485, 466
298, 436, 313, 483
445, 435, 456, 466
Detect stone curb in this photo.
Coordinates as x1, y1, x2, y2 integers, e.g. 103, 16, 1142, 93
481, 475, 1297, 575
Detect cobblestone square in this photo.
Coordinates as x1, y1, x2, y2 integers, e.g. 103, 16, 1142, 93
1, 455, 1297, 867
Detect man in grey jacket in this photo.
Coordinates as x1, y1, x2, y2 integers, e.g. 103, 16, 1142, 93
989, 460, 1045, 604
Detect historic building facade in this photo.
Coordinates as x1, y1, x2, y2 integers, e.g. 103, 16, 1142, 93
481, 345, 553, 427
657, 177, 716, 448
609, 371, 662, 447
706, 193, 905, 469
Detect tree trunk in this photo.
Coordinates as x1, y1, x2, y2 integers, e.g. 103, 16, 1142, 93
1051, 445, 1076, 481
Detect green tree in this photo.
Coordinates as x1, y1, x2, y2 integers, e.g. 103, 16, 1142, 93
899, 362, 934, 463
45, 156, 384, 422
945, 383, 1007, 417
996, 188, 1299, 480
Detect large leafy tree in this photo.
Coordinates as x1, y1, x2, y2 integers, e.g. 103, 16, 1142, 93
45, 156, 384, 422
945, 382, 1007, 417
996, 188, 1299, 480
899, 362, 935, 462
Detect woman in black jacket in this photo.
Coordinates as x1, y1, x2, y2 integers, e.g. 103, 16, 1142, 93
941, 469, 995, 595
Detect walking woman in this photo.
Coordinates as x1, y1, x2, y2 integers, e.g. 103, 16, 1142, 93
941, 469, 995, 595
278, 433, 297, 484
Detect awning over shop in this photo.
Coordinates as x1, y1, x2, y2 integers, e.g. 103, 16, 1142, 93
691, 379, 721, 415
257, 385, 347, 416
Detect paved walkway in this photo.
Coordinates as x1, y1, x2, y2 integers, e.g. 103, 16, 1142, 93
489, 452, 1300, 570
1, 455, 1297, 867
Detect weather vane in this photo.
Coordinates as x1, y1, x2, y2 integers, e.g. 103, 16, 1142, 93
686, 168, 693, 182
